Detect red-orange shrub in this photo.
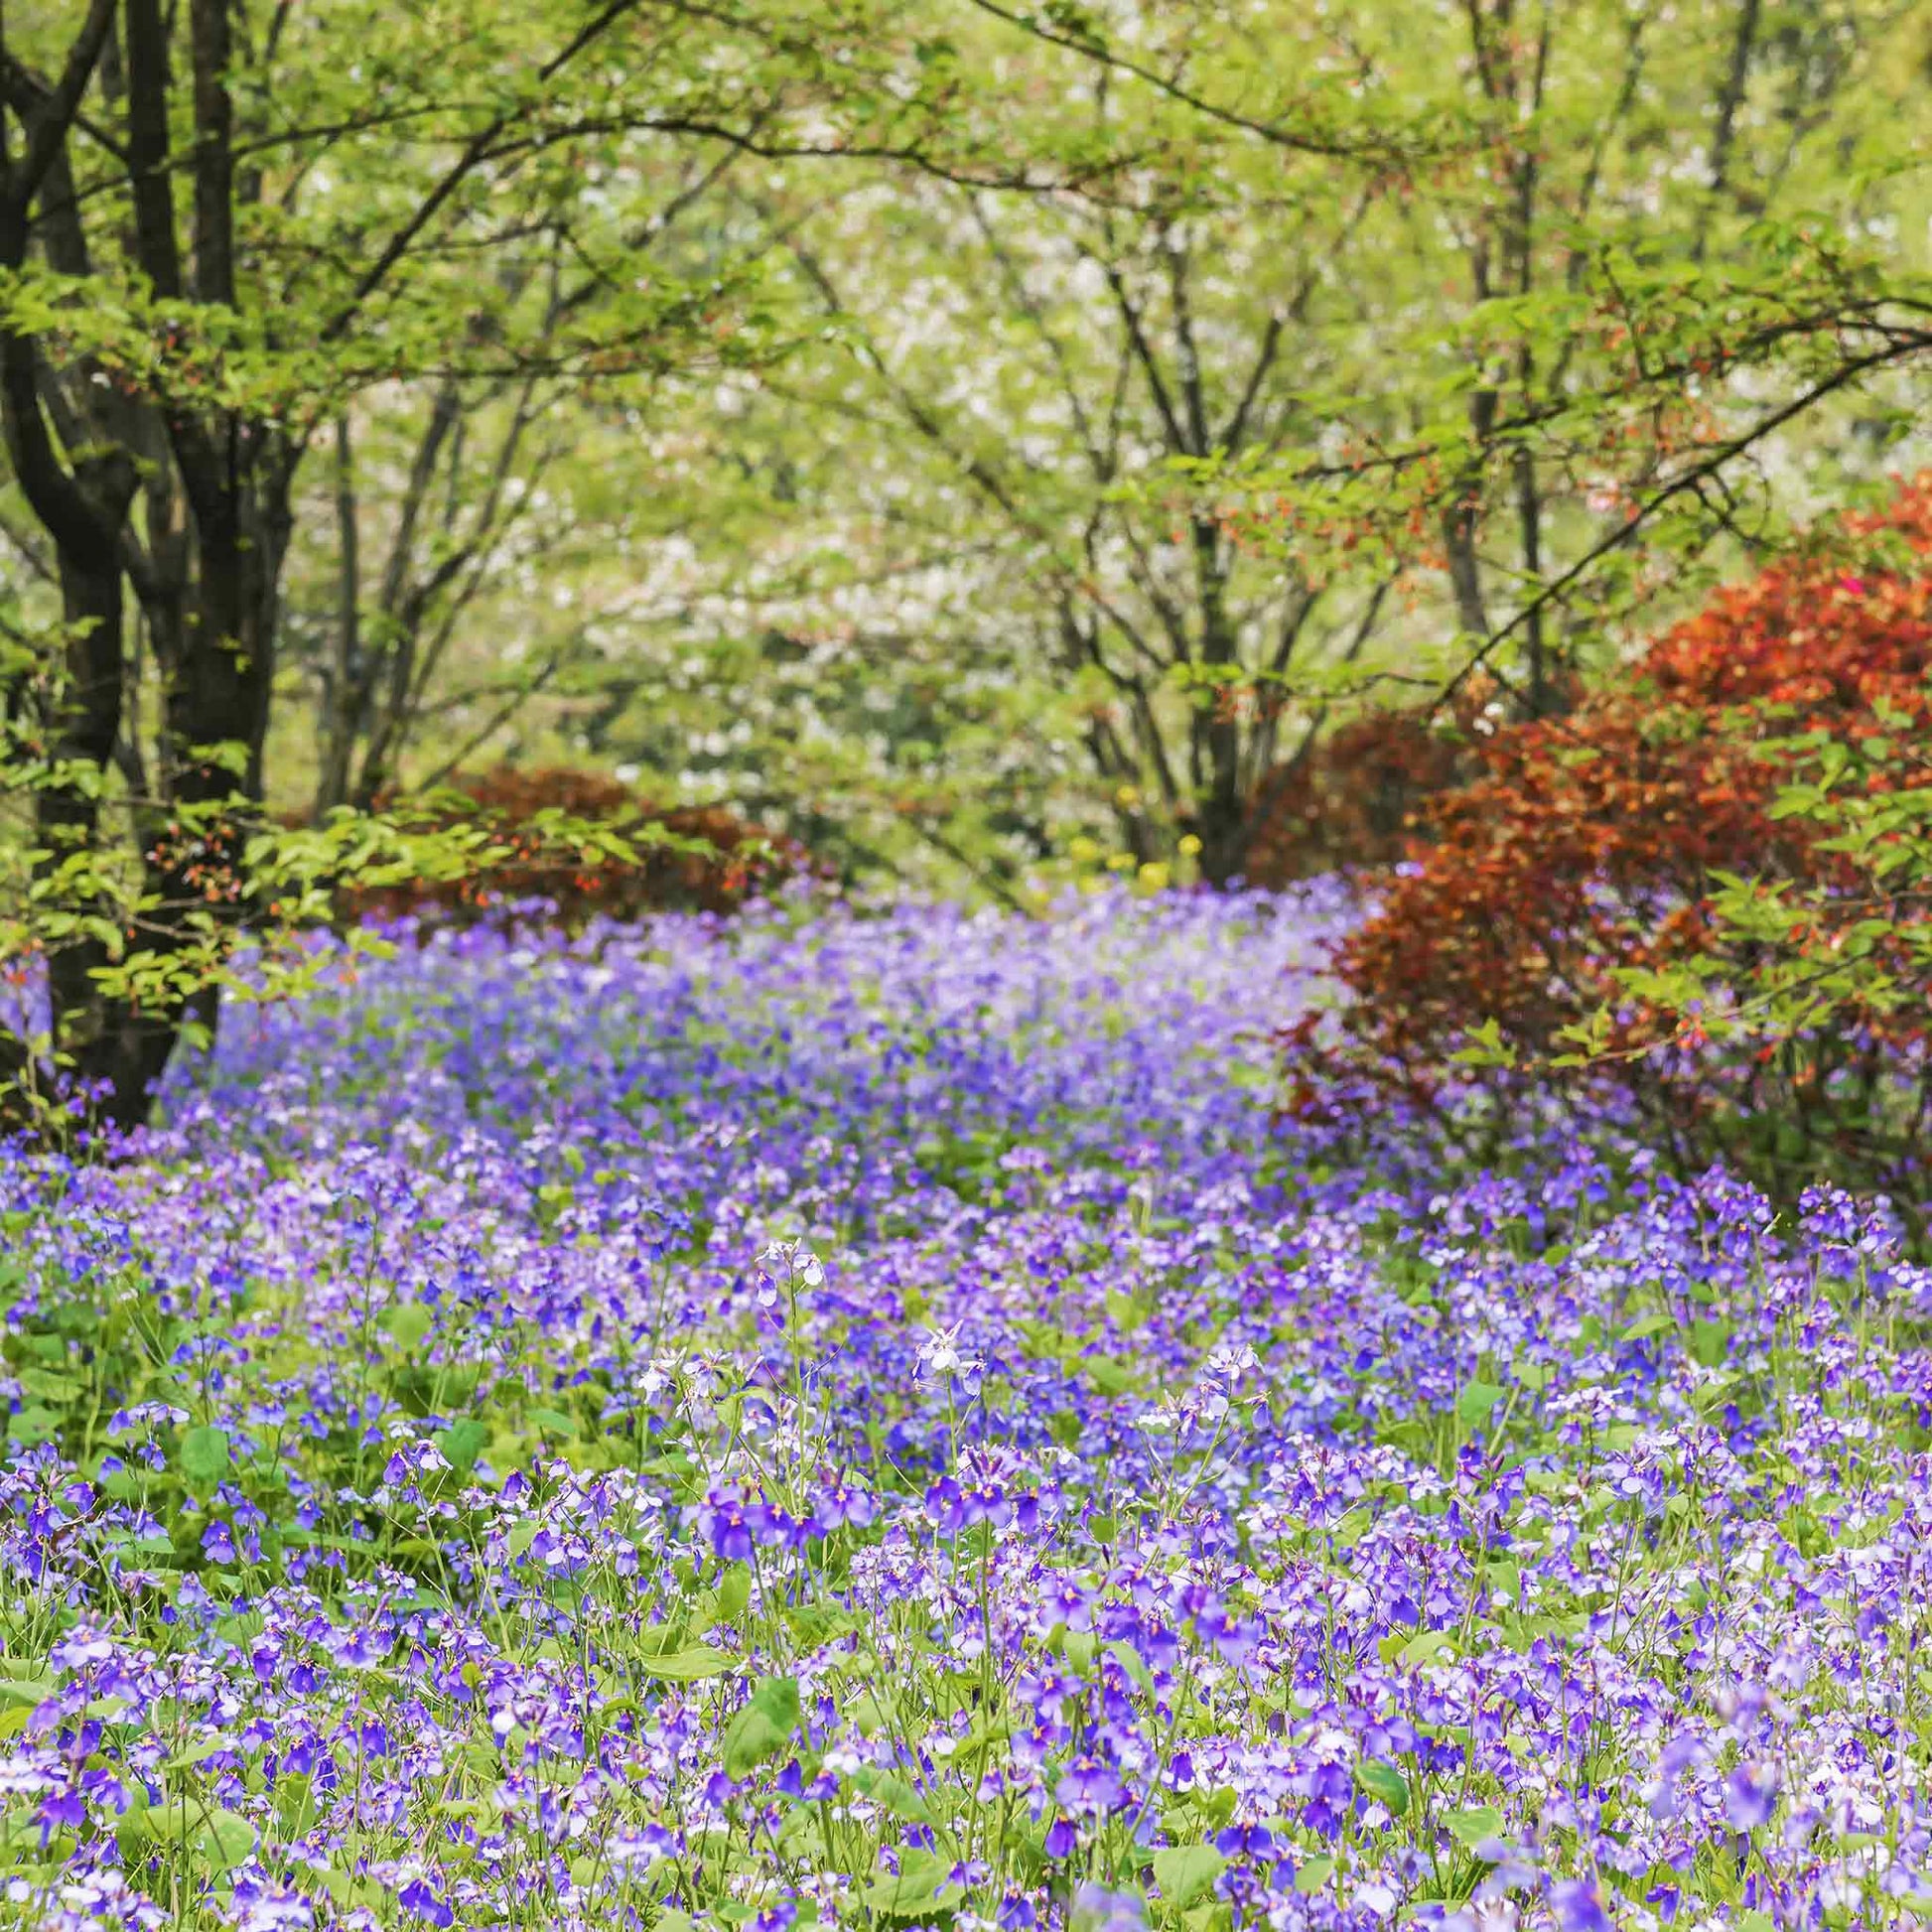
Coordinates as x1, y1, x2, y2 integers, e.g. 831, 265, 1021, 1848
1243, 708, 1474, 886
343, 767, 806, 928
1292, 477, 1932, 1202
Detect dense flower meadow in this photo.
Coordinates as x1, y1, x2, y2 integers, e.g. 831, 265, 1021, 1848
2, 889, 1930, 1932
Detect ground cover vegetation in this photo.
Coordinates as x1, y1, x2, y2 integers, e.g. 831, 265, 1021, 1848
6, 1, 1932, 1929
7, 893, 1932, 1932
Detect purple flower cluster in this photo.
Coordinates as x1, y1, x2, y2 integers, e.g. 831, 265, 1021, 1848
1, 885, 1929, 1931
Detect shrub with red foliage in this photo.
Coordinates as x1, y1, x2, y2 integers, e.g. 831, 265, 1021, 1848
344, 767, 806, 928
1292, 478, 1932, 1206
1243, 709, 1473, 886
1241, 673, 1577, 886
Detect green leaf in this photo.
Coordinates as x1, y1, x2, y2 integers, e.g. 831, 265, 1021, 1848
711, 1561, 753, 1625
850, 1769, 930, 1824
1079, 1354, 1140, 1397
1294, 1857, 1334, 1894
1445, 1805, 1505, 1850
1109, 1638, 1154, 1695
8, 1406, 59, 1447
721, 1674, 801, 1777
166, 1734, 238, 1771
637, 1646, 736, 1682
863, 1849, 962, 1918
1399, 1627, 1457, 1666
384, 1303, 434, 1354
179, 1425, 231, 1486
1619, 1312, 1674, 1341
1689, 1319, 1731, 1368
438, 1418, 488, 1473
1455, 1382, 1505, 1428
196, 1807, 257, 1871
16, 1368, 81, 1405
1152, 1844, 1227, 1909
1354, 1759, 1409, 1818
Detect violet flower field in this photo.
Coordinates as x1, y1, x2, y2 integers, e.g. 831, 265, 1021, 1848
2, 890, 1928, 1932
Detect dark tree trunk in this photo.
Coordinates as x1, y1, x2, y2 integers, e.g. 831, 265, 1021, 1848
42, 528, 182, 1128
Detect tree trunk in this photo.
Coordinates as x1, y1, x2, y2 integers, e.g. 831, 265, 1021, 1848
1187, 516, 1251, 888
40, 537, 182, 1129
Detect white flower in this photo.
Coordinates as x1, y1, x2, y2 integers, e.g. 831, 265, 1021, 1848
916, 1323, 981, 1379
757, 1238, 825, 1289
1202, 1342, 1259, 1384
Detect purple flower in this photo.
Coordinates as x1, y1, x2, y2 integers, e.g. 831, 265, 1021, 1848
1551, 1879, 1614, 1932
397, 1879, 453, 1927
701, 1496, 754, 1562
1056, 1754, 1125, 1814
1725, 1764, 1777, 1831
37, 1786, 85, 1845
1073, 1883, 1147, 1932
1213, 1824, 1277, 1861
746, 1499, 804, 1549
810, 1479, 876, 1533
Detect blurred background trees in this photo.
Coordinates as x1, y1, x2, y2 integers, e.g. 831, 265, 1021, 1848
2, 0, 1931, 1122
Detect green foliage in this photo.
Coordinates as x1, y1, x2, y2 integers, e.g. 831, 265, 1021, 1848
1301, 480, 1932, 1217
6, 0, 1932, 1110
722, 1676, 804, 1779
0, 711, 725, 1134
551, 0, 1931, 893
1151, 1844, 1227, 1909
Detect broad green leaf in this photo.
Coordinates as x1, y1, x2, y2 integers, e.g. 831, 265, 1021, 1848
1152, 1844, 1226, 1908
863, 1849, 962, 1917
1689, 1319, 1731, 1367
850, 1769, 930, 1823
1294, 1857, 1334, 1894
438, 1418, 488, 1472
1400, 1627, 1457, 1666
179, 1425, 231, 1486
721, 1674, 801, 1777
712, 1562, 753, 1625
637, 1646, 736, 1682
383, 1303, 434, 1354
196, 1808, 257, 1871
1080, 1354, 1139, 1396
1455, 1382, 1505, 1428
1619, 1312, 1674, 1341
166, 1734, 237, 1771
1445, 1805, 1505, 1849
1354, 1758, 1409, 1818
